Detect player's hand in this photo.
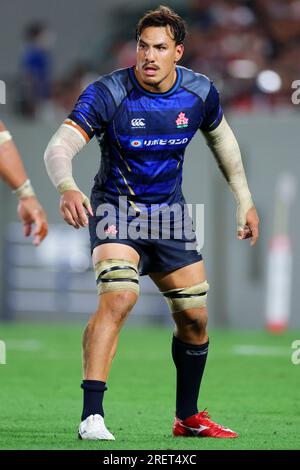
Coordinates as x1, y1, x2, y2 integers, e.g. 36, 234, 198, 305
237, 206, 259, 246
60, 190, 93, 229
17, 196, 48, 246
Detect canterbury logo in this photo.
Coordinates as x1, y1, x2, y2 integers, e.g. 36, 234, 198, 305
131, 118, 145, 128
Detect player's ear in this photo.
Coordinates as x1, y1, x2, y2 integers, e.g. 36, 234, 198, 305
175, 44, 184, 63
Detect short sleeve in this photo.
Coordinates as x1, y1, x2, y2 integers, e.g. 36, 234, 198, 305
199, 82, 223, 132
68, 81, 116, 139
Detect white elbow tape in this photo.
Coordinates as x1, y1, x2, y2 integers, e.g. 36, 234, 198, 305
0, 130, 12, 146
13, 179, 35, 199
203, 117, 253, 230
44, 122, 87, 191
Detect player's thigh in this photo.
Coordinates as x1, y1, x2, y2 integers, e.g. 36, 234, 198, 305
149, 260, 207, 291
93, 243, 140, 312
92, 242, 140, 265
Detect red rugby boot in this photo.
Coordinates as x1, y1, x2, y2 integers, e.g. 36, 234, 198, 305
173, 409, 238, 438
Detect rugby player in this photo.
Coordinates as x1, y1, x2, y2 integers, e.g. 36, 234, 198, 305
0, 120, 48, 245
44, 6, 259, 440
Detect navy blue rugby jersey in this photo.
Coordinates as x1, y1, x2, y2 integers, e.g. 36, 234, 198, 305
68, 66, 223, 208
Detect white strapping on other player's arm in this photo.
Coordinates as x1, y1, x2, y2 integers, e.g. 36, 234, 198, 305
0, 128, 35, 199
203, 116, 254, 233
44, 119, 91, 209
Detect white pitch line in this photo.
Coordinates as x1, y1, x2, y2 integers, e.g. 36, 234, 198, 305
232, 345, 289, 357
6, 339, 43, 351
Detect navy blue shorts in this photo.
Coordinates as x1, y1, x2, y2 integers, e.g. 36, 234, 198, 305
89, 192, 202, 276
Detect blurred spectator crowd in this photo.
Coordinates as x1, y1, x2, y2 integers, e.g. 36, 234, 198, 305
17, 0, 300, 119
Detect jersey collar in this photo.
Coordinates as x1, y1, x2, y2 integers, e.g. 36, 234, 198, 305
129, 66, 182, 97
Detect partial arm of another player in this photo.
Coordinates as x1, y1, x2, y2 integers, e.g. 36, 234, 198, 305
44, 120, 93, 229
202, 116, 259, 246
0, 121, 48, 245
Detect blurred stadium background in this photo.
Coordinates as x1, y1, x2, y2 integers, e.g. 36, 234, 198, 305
0, 0, 300, 450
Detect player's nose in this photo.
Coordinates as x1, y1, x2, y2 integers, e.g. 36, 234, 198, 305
145, 47, 155, 61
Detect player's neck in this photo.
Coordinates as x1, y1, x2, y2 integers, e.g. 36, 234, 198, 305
134, 67, 177, 94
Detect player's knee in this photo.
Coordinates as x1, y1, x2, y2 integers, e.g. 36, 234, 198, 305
96, 290, 137, 326
91, 291, 137, 328
187, 311, 208, 333
175, 309, 208, 333
108, 291, 137, 321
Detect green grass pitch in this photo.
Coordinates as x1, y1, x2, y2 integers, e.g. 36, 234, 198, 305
0, 323, 299, 450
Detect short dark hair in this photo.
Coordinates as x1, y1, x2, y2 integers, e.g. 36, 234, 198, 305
136, 5, 187, 45
24, 21, 47, 41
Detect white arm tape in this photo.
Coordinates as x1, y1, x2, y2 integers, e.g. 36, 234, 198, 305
203, 116, 254, 231
0, 130, 12, 147
13, 179, 35, 198
44, 122, 87, 197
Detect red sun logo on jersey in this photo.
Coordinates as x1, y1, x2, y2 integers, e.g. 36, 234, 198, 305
176, 112, 189, 128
